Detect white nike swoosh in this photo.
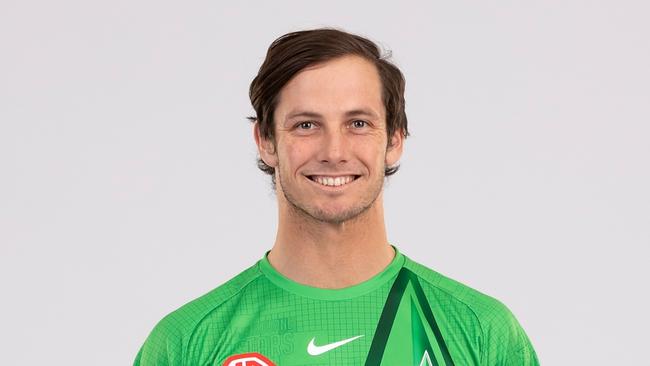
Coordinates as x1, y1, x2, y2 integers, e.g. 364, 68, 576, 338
307, 335, 364, 356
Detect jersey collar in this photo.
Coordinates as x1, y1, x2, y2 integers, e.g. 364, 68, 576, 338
258, 245, 405, 300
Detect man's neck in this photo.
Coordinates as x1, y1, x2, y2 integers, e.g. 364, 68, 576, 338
267, 193, 395, 289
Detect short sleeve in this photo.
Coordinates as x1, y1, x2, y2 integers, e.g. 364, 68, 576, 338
133, 316, 184, 366
502, 318, 539, 366
481, 299, 539, 366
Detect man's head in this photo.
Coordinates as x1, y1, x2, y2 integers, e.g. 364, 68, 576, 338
248, 28, 409, 224
248, 28, 409, 183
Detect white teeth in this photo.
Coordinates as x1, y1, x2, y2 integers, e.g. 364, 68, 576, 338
312, 175, 356, 187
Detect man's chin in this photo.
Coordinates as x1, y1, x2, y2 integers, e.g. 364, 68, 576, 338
302, 204, 373, 225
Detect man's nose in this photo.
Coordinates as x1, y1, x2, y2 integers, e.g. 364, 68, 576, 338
318, 128, 349, 164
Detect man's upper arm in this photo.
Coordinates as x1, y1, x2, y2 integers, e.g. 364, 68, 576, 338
502, 318, 539, 366
134, 316, 184, 366
481, 299, 539, 366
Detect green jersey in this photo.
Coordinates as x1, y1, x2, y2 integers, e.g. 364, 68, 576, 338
134, 247, 538, 365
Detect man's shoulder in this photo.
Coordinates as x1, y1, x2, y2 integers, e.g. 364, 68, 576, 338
135, 262, 264, 365
401, 254, 539, 364
401, 254, 519, 332
158, 261, 263, 332
404, 256, 502, 304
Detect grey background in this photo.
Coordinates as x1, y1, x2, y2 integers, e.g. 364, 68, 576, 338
1, 1, 648, 364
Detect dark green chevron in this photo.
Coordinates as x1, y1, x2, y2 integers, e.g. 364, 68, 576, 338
364, 268, 455, 366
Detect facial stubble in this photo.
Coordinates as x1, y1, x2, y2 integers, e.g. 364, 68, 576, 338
277, 164, 386, 225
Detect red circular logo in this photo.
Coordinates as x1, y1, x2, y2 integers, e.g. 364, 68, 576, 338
222, 353, 276, 366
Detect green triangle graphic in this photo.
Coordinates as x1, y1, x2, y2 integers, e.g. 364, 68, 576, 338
364, 268, 455, 366
411, 299, 437, 365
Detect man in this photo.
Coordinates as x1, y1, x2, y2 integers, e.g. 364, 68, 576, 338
135, 28, 539, 365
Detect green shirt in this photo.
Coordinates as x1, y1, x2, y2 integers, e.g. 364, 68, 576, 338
135, 247, 539, 365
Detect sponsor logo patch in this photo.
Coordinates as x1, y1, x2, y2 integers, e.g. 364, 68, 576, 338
222, 352, 276, 366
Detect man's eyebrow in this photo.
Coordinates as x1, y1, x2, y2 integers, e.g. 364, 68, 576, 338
344, 109, 380, 119
285, 110, 323, 121
285, 108, 380, 121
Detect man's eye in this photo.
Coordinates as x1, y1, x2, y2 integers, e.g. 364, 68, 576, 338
297, 121, 313, 129
352, 120, 367, 128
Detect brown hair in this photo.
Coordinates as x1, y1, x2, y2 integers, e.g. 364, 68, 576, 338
248, 28, 409, 182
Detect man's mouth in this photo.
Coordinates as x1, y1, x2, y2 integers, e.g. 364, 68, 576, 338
306, 175, 361, 187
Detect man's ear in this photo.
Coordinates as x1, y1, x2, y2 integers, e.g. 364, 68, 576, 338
254, 122, 278, 168
385, 128, 404, 167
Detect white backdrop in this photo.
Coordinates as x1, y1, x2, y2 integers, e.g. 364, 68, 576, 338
1, 1, 648, 364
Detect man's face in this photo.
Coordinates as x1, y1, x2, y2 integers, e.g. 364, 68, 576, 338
255, 55, 403, 224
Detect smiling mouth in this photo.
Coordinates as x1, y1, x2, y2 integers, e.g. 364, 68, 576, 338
306, 175, 361, 187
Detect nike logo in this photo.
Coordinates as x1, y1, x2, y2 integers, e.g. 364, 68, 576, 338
307, 335, 364, 356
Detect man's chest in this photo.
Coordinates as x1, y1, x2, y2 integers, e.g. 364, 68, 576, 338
185, 274, 479, 365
